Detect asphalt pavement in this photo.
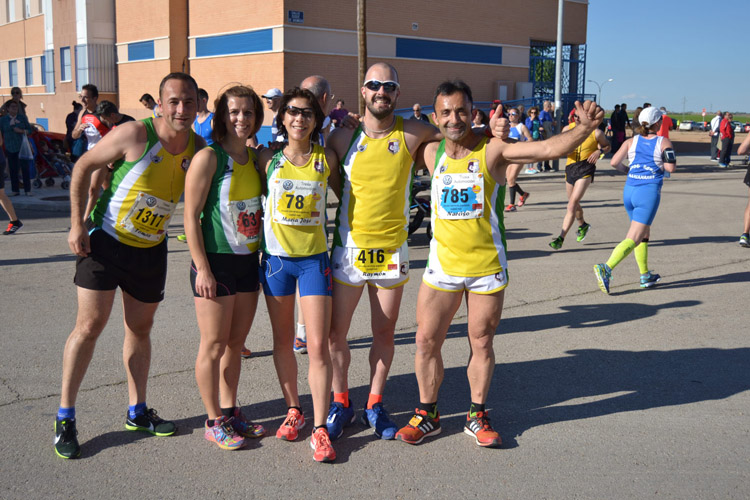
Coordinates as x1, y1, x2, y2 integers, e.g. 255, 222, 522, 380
1, 155, 749, 499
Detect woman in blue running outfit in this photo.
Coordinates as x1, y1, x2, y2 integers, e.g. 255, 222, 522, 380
504, 107, 532, 212
258, 87, 341, 462
594, 106, 676, 294
184, 85, 267, 449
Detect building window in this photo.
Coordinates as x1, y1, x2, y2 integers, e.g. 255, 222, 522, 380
127, 40, 155, 61
60, 46, 71, 81
25, 58, 33, 85
43, 49, 54, 92
40, 54, 45, 85
9, 60, 18, 86
7, 0, 15, 22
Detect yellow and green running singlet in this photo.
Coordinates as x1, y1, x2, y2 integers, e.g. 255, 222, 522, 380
91, 117, 195, 248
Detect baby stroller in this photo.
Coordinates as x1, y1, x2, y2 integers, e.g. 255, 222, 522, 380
30, 131, 73, 189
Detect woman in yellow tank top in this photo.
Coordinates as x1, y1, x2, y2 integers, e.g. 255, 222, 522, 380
548, 109, 610, 250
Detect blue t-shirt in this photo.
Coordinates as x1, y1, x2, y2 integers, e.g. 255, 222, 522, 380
626, 135, 665, 187
193, 112, 214, 145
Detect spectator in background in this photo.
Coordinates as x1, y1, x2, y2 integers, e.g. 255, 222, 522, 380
263, 88, 285, 144
525, 106, 544, 174
709, 110, 722, 161
610, 104, 625, 154
329, 99, 349, 128
0, 100, 32, 196
618, 103, 630, 137
472, 108, 489, 134
541, 100, 557, 171
193, 88, 214, 146
0, 87, 28, 116
719, 112, 735, 168
643, 102, 651, 109
518, 104, 528, 124
96, 101, 135, 129
65, 101, 83, 157
140, 93, 161, 117
410, 104, 430, 122
72, 84, 110, 154
657, 107, 673, 138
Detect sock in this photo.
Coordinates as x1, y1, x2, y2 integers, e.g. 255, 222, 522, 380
634, 239, 649, 274
220, 406, 236, 418
469, 402, 486, 417
743, 233, 750, 238
289, 406, 302, 412
313, 425, 327, 432
605, 238, 636, 271
366, 393, 383, 410
57, 406, 75, 421
514, 184, 525, 196
207, 418, 216, 427
296, 323, 307, 341
333, 391, 349, 407
509, 188, 516, 205
419, 402, 438, 419
128, 402, 147, 419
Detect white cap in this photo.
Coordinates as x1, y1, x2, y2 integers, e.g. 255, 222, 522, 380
639, 107, 662, 127
262, 88, 282, 99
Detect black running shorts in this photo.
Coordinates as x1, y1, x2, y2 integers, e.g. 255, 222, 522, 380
189, 252, 260, 297
565, 160, 596, 186
74, 227, 168, 303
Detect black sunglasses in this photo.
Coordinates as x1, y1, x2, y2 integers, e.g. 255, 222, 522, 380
285, 105, 315, 119
363, 79, 399, 93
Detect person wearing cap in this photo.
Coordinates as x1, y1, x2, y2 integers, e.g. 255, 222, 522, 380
263, 88, 285, 144
593, 106, 676, 294
548, 108, 610, 250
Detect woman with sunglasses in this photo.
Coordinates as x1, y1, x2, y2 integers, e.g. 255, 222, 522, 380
548, 108, 610, 250
504, 107, 532, 212
258, 87, 341, 463
184, 84, 267, 450
524, 106, 544, 174
594, 106, 675, 293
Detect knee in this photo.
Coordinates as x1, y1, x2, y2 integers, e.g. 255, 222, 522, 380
415, 332, 441, 357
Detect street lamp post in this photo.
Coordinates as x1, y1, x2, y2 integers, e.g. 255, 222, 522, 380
587, 78, 613, 109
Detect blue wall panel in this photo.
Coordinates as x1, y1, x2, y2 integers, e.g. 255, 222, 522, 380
396, 38, 502, 65
195, 29, 273, 58
128, 40, 155, 61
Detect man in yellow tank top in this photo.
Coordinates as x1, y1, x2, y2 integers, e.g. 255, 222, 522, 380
394, 80, 605, 447
325, 63, 510, 441
54, 73, 205, 459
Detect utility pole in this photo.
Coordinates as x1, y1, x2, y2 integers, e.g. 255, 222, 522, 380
357, 0, 367, 116
682, 96, 687, 114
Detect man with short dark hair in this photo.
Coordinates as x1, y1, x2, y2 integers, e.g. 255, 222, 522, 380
710, 110, 722, 161
193, 88, 214, 146
72, 84, 109, 153
54, 73, 204, 459
395, 80, 603, 447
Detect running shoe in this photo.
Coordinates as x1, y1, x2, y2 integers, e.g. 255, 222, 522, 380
326, 401, 355, 440
640, 271, 662, 289
54, 418, 81, 459
549, 236, 563, 250
504, 204, 516, 213
516, 192, 530, 207
241, 346, 252, 358
593, 263, 612, 294
293, 337, 307, 354
395, 409, 441, 445
463, 411, 502, 448
360, 403, 398, 440
231, 407, 265, 438
740, 234, 750, 248
276, 407, 305, 441
176, 233, 187, 242
524, 168, 539, 175
125, 408, 177, 436
3, 220, 23, 235
576, 223, 591, 242
310, 427, 336, 463
204, 416, 245, 450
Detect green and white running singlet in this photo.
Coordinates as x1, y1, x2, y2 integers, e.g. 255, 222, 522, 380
91, 117, 196, 248
333, 117, 414, 250
263, 145, 330, 257
428, 137, 508, 276
201, 144, 263, 255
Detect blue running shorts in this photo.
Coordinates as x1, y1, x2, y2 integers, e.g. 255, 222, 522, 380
260, 251, 332, 297
623, 183, 661, 225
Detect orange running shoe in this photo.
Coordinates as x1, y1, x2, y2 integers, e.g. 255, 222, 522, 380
276, 407, 305, 441
310, 427, 336, 463
240, 346, 252, 359
463, 410, 502, 448
395, 409, 441, 445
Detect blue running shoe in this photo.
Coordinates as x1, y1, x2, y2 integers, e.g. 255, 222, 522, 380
640, 271, 661, 288
360, 403, 398, 440
326, 402, 355, 440
593, 263, 611, 294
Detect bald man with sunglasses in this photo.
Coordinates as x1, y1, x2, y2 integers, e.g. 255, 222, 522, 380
324, 62, 509, 442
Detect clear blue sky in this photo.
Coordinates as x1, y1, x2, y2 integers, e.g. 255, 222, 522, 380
585, 0, 749, 114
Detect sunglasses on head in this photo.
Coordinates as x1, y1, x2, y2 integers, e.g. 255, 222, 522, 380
285, 105, 315, 119
363, 79, 400, 92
